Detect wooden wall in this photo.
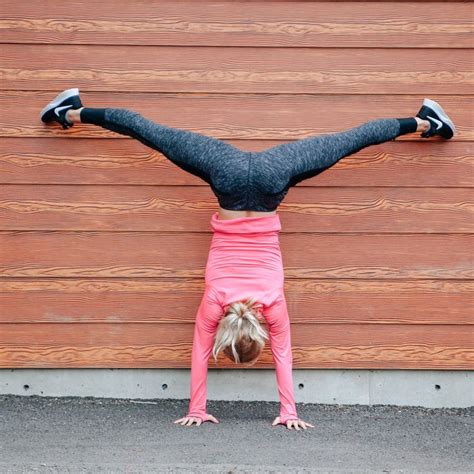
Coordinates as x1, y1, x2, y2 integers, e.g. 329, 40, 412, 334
1, 1, 473, 369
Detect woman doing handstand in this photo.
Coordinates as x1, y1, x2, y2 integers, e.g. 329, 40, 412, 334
40, 89, 456, 430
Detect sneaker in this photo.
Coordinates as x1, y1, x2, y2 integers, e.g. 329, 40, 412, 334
416, 98, 456, 139
40, 88, 83, 129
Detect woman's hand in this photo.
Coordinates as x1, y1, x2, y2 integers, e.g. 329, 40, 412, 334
174, 414, 219, 426
272, 416, 314, 430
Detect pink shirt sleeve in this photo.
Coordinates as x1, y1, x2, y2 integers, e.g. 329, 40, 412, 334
263, 292, 299, 424
186, 285, 223, 421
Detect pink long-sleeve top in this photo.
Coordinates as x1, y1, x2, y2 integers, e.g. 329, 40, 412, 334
187, 211, 298, 424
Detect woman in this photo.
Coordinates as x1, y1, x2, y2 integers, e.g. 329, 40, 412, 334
40, 88, 456, 430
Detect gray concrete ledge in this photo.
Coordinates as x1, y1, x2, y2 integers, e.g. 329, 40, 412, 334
0, 368, 473, 408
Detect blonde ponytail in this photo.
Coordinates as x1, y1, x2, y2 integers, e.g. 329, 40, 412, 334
212, 297, 268, 363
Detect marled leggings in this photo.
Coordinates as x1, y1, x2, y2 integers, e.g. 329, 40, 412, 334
80, 107, 417, 210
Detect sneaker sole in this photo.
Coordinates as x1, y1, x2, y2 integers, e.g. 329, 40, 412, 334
423, 98, 456, 136
40, 88, 80, 120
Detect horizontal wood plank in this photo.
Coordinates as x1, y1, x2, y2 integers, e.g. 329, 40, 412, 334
1, 1, 471, 48
2, 0, 472, 373
2, 44, 472, 94
1, 185, 472, 233
1, 232, 472, 280
2, 139, 472, 187
2, 91, 472, 141
0, 323, 472, 369
1, 278, 472, 325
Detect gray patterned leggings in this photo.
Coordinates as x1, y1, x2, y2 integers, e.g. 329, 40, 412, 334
80, 107, 417, 211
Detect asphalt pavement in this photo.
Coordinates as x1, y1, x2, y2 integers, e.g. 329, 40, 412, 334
0, 395, 472, 473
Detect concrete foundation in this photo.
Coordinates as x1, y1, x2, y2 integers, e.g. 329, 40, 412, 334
0, 369, 472, 408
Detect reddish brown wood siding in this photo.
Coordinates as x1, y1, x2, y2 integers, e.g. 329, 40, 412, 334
1, 1, 473, 369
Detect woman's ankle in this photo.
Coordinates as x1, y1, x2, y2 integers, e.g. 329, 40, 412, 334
66, 107, 84, 123
415, 117, 430, 132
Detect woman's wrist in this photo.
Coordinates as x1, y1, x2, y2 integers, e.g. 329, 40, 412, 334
186, 412, 207, 420
279, 414, 299, 424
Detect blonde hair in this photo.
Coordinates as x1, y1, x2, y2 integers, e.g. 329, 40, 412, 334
212, 297, 268, 364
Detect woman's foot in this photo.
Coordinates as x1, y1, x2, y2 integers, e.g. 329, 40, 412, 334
416, 98, 456, 139
40, 88, 83, 129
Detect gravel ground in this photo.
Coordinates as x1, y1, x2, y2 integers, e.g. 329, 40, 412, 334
0, 395, 472, 473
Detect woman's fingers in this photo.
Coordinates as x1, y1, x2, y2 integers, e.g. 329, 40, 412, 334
173, 416, 198, 426
176, 414, 315, 429
174, 415, 219, 426
282, 418, 315, 430
174, 417, 194, 425
287, 420, 300, 430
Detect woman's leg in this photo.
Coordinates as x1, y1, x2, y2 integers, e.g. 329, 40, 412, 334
254, 117, 425, 186
73, 107, 244, 185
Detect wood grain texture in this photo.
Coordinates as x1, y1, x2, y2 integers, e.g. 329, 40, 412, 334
1, 1, 472, 370
1, 232, 472, 280
2, 44, 472, 94
2, 91, 472, 141
1, 278, 472, 325
0, 323, 472, 369
1, 1, 471, 48
1, 185, 472, 233
1, 138, 472, 187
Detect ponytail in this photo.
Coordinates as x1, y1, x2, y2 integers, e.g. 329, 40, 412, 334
212, 297, 268, 363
